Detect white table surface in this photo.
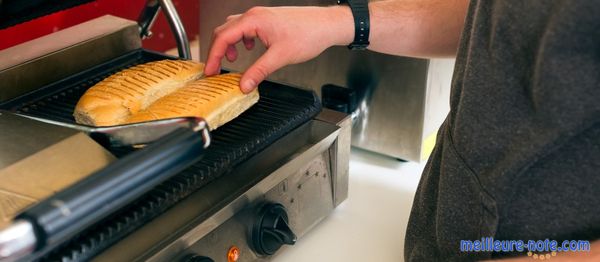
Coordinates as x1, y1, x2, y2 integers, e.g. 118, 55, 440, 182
272, 148, 426, 262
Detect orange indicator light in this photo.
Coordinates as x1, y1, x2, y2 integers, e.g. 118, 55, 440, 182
227, 246, 240, 262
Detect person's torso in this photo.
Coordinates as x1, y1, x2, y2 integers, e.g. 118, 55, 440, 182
405, 1, 600, 260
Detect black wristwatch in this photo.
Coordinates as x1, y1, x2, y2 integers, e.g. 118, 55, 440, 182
338, 0, 370, 50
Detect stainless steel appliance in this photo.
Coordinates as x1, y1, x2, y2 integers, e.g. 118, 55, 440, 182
0, 2, 350, 261
199, 0, 455, 162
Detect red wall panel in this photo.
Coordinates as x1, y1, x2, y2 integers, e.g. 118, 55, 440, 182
0, 0, 199, 51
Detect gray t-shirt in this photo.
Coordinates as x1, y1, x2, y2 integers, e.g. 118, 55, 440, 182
405, 1, 600, 260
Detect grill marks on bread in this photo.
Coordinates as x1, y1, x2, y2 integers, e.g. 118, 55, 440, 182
125, 73, 260, 130
74, 60, 204, 126
74, 61, 259, 130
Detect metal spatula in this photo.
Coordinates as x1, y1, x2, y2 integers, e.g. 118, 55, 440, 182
14, 113, 210, 148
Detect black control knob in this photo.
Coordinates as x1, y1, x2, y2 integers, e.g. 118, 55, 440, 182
252, 203, 297, 255
182, 255, 214, 262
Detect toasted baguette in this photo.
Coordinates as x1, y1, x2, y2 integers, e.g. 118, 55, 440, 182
126, 73, 259, 130
74, 60, 204, 126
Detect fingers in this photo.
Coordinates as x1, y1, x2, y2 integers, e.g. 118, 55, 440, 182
225, 44, 238, 62
205, 18, 251, 76
224, 15, 242, 63
205, 27, 233, 76
226, 14, 241, 22
243, 37, 255, 50
207, 7, 288, 93
240, 47, 288, 93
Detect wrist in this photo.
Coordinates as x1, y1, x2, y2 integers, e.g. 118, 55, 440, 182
338, 0, 370, 50
326, 5, 355, 46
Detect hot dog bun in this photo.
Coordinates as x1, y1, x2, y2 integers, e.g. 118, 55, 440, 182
74, 60, 204, 126
74, 60, 259, 130
126, 73, 259, 130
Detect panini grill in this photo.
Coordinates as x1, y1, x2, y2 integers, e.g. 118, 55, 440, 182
0, 2, 351, 261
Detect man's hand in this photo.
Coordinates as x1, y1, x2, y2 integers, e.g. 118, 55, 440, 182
205, 0, 469, 93
205, 6, 354, 93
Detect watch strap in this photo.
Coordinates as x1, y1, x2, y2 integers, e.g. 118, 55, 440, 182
338, 0, 370, 50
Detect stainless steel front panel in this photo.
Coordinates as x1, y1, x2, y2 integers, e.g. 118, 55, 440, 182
199, 0, 454, 161
182, 153, 334, 262
94, 110, 351, 261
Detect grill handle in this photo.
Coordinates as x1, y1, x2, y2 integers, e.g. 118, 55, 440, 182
14, 126, 209, 256
138, 0, 191, 59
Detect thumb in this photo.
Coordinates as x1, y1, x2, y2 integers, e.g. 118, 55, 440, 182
240, 48, 288, 93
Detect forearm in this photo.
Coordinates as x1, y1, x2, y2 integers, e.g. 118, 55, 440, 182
331, 0, 470, 58
205, 0, 469, 92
